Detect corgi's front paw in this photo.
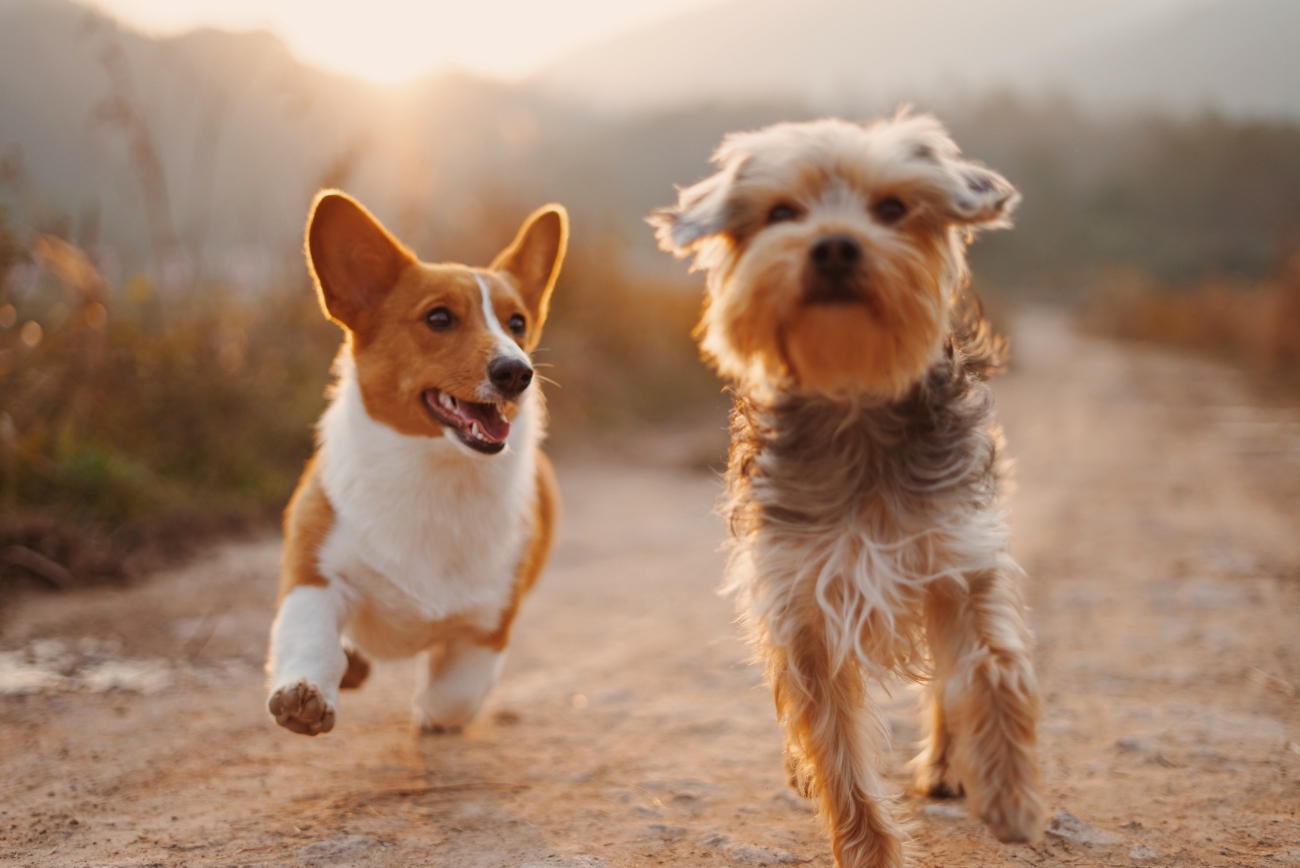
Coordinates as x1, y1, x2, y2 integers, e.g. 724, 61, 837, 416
269, 679, 336, 736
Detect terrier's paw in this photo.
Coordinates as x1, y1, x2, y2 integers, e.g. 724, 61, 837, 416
783, 748, 816, 799
913, 758, 964, 799
978, 787, 1045, 844
918, 774, 965, 800
268, 680, 336, 736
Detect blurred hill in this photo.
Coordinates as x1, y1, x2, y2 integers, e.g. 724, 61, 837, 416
539, 0, 1300, 119
0, 0, 372, 268
1043, 0, 1300, 119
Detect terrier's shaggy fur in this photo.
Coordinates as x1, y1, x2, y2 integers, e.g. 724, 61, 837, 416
651, 112, 1045, 867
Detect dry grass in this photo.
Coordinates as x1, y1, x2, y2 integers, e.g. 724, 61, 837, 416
0, 240, 340, 592
1081, 252, 1300, 394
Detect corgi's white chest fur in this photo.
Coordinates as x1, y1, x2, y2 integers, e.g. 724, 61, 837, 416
315, 354, 539, 640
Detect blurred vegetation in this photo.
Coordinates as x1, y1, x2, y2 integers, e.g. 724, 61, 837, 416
947, 99, 1300, 290
1081, 251, 1300, 395
0, 212, 339, 591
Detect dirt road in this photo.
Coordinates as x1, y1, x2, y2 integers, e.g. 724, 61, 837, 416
2, 311, 1298, 868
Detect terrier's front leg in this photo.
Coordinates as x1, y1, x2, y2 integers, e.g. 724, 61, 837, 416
911, 677, 963, 799
267, 584, 350, 736
925, 567, 1045, 843
766, 622, 904, 868
414, 640, 505, 733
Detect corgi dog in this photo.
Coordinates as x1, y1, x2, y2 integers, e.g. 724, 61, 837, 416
266, 191, 567, 736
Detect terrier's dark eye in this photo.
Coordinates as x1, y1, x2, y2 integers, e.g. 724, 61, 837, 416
507, 313, 526, 336
426, 307, 455, 331
767, 203, 798, 224
873, 197, 908, 225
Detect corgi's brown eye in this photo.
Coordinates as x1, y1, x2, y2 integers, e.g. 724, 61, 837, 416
767, 203, 798, 224
873, 197, 907, 225
426, 307, 455, 331
507, 314, 526, 336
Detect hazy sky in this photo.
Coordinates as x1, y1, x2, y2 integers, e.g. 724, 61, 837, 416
85, 0, 719, 82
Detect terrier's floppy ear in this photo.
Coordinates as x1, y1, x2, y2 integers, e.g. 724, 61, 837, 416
648, 160, 742, 258
932, 159, 1020, 229
490, 204, 568, 334
306, 190, 415, 331
885, 113, 1020, 230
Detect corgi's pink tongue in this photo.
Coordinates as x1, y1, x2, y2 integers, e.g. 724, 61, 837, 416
456, 401, 510, 443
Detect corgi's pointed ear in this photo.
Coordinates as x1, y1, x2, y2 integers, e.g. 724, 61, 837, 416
491, 204, 568, 332
305, 190, 415, 330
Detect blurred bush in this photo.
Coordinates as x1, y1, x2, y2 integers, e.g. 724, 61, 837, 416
1081, 249, 1300, 392
520, 234, 718, 440
0, 202, 717, 595
0, 217, 339, 591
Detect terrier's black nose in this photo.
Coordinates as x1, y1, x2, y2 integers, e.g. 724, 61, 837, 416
488, 357, 533, 397
810, 235, 862, 275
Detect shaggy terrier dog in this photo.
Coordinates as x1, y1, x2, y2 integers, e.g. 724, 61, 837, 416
650, 113, 1045, 867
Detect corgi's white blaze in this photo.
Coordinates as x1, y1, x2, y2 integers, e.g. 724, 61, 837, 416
475, 273, 531, 403
268, 583, 349, 710
314, 352, 540, 651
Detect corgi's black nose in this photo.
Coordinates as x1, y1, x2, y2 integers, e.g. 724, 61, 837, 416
810, 235, 862, 276
488, 357, 533, 397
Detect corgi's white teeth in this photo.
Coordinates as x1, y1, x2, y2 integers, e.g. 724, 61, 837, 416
470, 421, 484, 440
439, 392, 456, 411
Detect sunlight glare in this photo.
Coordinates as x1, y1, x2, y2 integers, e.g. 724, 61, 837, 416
88, 0, 716, 83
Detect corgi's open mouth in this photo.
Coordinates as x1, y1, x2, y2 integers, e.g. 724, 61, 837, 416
423, 389, 510, 455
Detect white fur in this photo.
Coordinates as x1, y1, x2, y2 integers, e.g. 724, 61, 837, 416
415, 642, 507, 729
476, 273, 528, 361
314, 352, 540, 658
733, 496, 1014, 681
476, 272, 531, 400
268, 584, 350, 711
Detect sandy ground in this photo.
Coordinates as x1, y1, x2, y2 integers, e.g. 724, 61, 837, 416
2, 310, 1298, 868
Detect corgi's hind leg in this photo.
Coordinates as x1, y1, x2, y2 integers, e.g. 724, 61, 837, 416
414, 640, 505, 733
340, 642, 371, 690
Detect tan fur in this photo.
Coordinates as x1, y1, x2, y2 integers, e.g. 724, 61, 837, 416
278, 455, 333, 602
652, 113, 1043, 867
691, 163, 955, 399
915, 572, 1042, 841
766, 615, 905, 868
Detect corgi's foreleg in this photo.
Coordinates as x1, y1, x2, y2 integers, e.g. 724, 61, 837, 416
267, 583, 350, 736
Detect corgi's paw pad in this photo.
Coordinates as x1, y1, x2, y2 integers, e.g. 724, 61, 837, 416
269, 680, 336, 736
